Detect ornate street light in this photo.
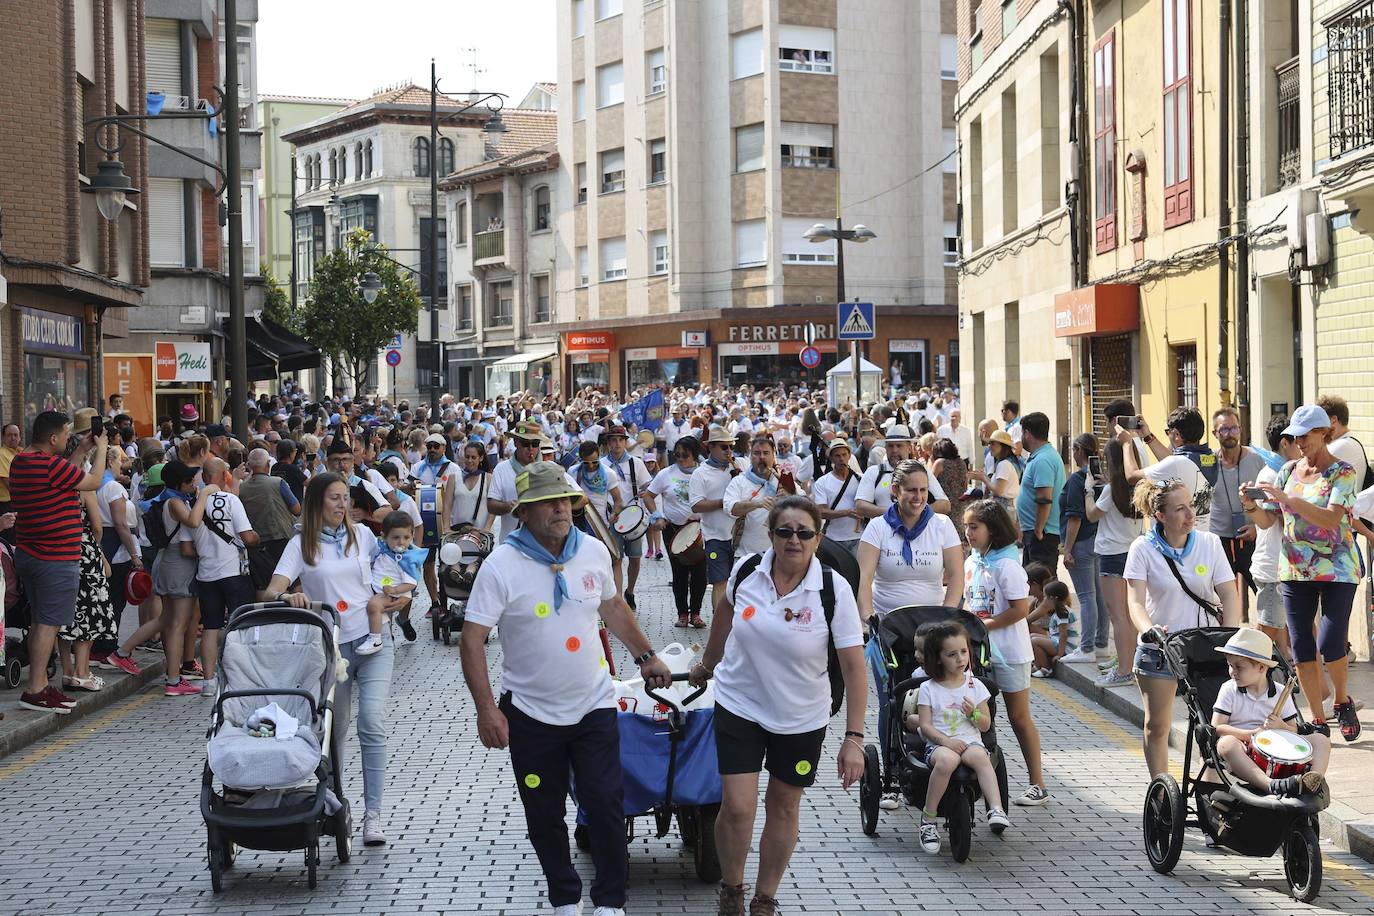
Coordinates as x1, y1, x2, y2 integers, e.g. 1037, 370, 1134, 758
85, 159, 141, 222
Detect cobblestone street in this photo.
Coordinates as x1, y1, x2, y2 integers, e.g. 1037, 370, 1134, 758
1, 557, 1372, 915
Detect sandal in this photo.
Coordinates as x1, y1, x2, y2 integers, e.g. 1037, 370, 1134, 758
65, 674, 104, 692
675, 616, 691, 628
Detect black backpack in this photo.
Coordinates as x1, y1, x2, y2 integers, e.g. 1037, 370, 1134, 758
731, 554, 845, 717
143, 496, 181, 551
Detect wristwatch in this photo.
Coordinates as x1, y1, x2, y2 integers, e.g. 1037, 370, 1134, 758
635, 649, 657, 665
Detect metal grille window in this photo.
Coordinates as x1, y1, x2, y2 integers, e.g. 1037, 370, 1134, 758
457, 285, 473, 330
1173, 343, 1198, 408
1327, 1, 1374, 158
1276, 58, 1300, 188
649, 139, 667, 184
1089, 334, 1134, 441
533, 275, 551, 322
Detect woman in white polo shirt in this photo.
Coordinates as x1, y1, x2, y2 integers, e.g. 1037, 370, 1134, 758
1123, 478, 1241, 777
267, 472, 405, 848
689, 495, 866, 916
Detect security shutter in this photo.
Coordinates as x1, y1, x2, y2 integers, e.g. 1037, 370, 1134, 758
779, 122, 834, 147
145, 19, 183, 98
147, 178, 185, 267
1089, 334, 1133, 440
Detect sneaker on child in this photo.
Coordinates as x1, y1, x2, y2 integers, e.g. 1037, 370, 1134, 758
356, 634, 384, 656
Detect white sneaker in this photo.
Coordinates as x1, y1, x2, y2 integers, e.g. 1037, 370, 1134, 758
363, 809, 387, 846
918, 821, 941, 853
356, 635, 384, 656
986, 807, 1011, 834
1014, 785, 1051, 806
593, 908, 626, 916
1059, 648, 1095, 664
878, 792, 901, 810
551, 904, 583, 916
198, 676, 219, 699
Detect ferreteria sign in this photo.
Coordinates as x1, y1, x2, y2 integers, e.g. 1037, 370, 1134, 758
725, 322, 834, 342
155, 340, 213, 382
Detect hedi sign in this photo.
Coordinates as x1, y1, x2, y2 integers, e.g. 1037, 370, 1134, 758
155, 341, 212, 382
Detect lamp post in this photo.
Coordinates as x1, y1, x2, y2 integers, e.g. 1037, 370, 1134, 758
804, 218, 876, 407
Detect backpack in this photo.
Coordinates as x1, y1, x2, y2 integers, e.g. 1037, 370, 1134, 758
144, 495, 181, 551
731, 554, 845, 717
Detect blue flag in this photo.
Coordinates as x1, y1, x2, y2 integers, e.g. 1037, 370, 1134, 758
621, 388, 666, 433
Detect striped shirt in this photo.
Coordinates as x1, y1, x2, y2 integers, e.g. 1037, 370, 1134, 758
10, 451, 85, 561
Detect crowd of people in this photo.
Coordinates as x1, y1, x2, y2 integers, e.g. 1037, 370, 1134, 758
0, 376, 1366, 915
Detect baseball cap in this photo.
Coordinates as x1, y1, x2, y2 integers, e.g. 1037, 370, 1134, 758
1282, 405, 1332, 438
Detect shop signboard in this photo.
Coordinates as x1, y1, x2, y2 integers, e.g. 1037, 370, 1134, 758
725, 322, 833, 343
102, 354, 155, 437
682, 330, 708, 347
155, 340, 212, 382
20, 307, 84, 354
566, 331, 615, 351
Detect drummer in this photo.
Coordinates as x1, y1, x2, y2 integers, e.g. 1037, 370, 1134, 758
724, 434, 780, 562
488, 421, 583, 545
410, 432, 460, 608
602, 425, 656, 610
649, 434, 708, 628
690, 427, 742, 610
855, 425, 952, 520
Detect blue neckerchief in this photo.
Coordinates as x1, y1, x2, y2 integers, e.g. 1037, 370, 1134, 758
505, 525, 585, 612
347, 474, 362, 488
508, 455, 528, 475
605, 454, 628, 481
744, 468, 778, 495
883, 503, 934, 566
138, 487, 190, 515
462, 467, 483, 481
705, 456, 731, 470
101, 469, 116, 488
577, 461, 609, 495
1174, 443, 1220, 486
320, 523, 350, 559
1250, 445, 1286, 472
971, 543, 1019, 576
379, 449, 404, 465
1146, 522, 1195, 562
1005, 416, 1020, 432
419, 456, 450, 482
375, 543, 428, 581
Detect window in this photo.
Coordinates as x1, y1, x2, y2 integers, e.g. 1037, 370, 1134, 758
414, 136, 431, 178
943, 128, 957, 174
651, 230, 669, 274
533, 275, 551, 322
734, 219, 766, 267
780, 122, 835, 168
735, 124, 765, 172
488, 281, 513, 326
1162, 0, 1193, 227
364, 140, 373, 177
731, 29, 764, 79
941, 35, 957, 79
1002, 0, 1017, 41
1173, 343, 1198, 408
338, 196, 379, 240
533, 186, 551, 230
438, 137, 455, 176
355, 144, 363, 180
241, 183, 257, 248
456, 201, 468, 244
76, 80, 90, 175
337, 146, 346, 183
577, 246, 589, 286
419, 217, 447, 304
647, 48, 666, 95
148, 178, 185, 267
782, 216, 835, 264
601, 236, 627, 280
294, 208, 324, 299
943, 221, 959, 266
1041, 48, 1061, 215
596, 0, 622, 19
1093, 31, 1117, 251
574, 81, 586, 120
576, 162, 588, 203
1328, 3, 1374, 157
778, 25, 835, 73
970, 6, 984, 71
648, 138, 667, 184
573, 0, 586, 36
457, 285, 473, 329
596, 62, 624, 108
600, 148, 625, 193
328, 148, 338, 186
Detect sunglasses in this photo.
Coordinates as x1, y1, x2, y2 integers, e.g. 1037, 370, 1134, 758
304, 453, 317, 460
772, 526, 817, 541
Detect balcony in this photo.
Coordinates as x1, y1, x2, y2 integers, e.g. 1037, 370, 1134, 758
1276, 57, 1300, 188
474, 229, 506, 265
1327, 0, 1374, 158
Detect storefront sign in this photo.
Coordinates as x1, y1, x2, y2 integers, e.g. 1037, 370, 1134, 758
566, 331, 615, 351
719, 341, 781, 357
682, 330, 708, 347
102, 355, 154, 437
21, 307, 84, 354
725, 322, 833, 343
889, 339, 927, 353
1053, 284, 1140, 338
625, 347, 657, 362
155, 340, 213, 382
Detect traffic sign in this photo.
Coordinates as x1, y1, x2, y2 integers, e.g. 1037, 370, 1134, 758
385, 349, 402, 367
803, 321, 818, 346
837, 301, 876, 340
387, 333, 403, 350
799, 346, 821, 369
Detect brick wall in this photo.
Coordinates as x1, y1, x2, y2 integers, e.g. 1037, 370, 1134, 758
197, 25, 221, 271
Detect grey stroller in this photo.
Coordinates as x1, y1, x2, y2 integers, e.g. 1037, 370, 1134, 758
200, 600, 350, 890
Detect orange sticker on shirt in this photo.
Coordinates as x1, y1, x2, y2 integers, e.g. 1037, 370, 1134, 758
336, 600, 349, 612
742, 606, 756, 621
565, 636, 582, 652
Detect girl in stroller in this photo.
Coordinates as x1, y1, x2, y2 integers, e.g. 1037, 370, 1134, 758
907, 620, 1011, 853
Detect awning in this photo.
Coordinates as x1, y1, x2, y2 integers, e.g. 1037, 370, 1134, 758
487, 347, 558, 374
232, 317, 323, 380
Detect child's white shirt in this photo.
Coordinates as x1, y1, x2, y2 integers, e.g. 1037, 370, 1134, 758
372, 551, 418, 595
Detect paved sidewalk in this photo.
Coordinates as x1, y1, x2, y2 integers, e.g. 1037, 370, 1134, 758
1054, 653, 1374, 864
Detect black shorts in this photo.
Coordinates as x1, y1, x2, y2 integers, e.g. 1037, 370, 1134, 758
197, 575, 253, 630
713, 703, 826, 788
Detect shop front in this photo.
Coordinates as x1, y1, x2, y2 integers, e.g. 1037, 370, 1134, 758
154, 339, 215, 426
565, 331, 614, 394
21, 306, 90, 428
625, 346, 701, 388
487, 346, 558, 399
1054, 283, 1140, 439
717, 339, 839, 388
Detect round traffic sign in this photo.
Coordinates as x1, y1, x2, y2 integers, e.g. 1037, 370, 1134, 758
799, 346, 821, 369
385, 349, 402, 367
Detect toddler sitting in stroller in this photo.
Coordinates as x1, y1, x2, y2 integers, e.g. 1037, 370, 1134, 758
361, 511, 426, 655
1211, 629, 1330, 798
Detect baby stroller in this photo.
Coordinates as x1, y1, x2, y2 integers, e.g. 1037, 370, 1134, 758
1, 539, 55, 689
201, 601, 350, 891
1140, 627, 1329, 902
435, 525, 494, 644
859, 606, 1010, 862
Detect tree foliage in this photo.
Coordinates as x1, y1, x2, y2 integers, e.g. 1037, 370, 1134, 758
259, 264, 299, 334
299, 229, 421, 396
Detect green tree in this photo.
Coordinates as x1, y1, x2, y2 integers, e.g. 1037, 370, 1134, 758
259, 264, 298, 334
299, 229, 421, 395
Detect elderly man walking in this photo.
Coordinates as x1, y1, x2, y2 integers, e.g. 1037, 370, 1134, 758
461, 462, 671, 916
239, 447, 300, 597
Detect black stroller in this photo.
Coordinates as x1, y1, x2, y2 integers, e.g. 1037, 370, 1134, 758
201, 601, 350, 891
859, 606, 1010, 862
434, 525, 494, 644
1140, 627, 1329, 902
1, 539, 55, 689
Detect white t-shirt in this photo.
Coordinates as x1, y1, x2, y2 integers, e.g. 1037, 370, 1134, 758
371, 551, 417, 594
963, 553, 1032, 665
1213, 678, 1298, 730
1123, 532, 1231, 635
812, 471, 862, 541
689, 464, 736, 543
715, 550, 864, 733
723, 472, 775, 556
273, 526, 379, 644
1329, 435, 1369, 492
489, 459, 524, 543
783, 451, 814, 486
603, 452, 650, 507
648, 463, 697, 526
860, 513, 961, 615
914, 674, 992, 745
991, 458, 1020, 502
410, 456, 459, 488
1093, 483, 1144, 555
465, 537, 618, 726
1250, 464, 1282, 583
856, 463, 948, 514
191, 491, 253, 582
663, 419, 691, 452
938, 424, 977, 463
449, 470, 491, 529
97, 478, 133, 563
395, 491, 423, 528
1143, 453, 1212, 520
365, 467, 395, 498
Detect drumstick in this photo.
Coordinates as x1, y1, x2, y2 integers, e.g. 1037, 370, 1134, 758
1270, 675, 1297, 720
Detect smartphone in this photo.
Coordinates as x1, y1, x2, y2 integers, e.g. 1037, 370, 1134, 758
1244, 487, 1267, 501
1089, 456, 1103, 478
1119, 416, 1142, 430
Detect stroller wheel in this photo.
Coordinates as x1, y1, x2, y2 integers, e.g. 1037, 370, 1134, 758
206, 828, 224, 893
222, 841, 236, 870
306, 843, 319, 889
4, 655, 20, 689
692, 803, 722, 884
948, 788, 974, 863
430, 612, 442, 642
859, 744, 881, 836
335, 801, 352, 863
1143, 774, 1186, 874
1283, 822, 1322, 903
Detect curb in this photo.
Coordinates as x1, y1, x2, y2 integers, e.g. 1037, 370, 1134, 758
1055, 660, 1374, 866
0, 655, 167, 760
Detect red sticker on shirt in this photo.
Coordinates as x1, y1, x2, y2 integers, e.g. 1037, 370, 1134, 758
742, 606, 756, 621
336, 600, 349, 612
565, 636, 581, 652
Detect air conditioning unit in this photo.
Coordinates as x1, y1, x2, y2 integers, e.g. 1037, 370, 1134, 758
1286, 206, 1304, 251
1304, 213, 1331, 268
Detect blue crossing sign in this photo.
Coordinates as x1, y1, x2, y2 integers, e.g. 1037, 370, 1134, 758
837, 301, 876, 340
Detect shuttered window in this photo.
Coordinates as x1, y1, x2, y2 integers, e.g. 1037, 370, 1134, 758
148, 178, 185, 267
145, 19, 182, 97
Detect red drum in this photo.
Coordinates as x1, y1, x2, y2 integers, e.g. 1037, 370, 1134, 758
1247, 729, 1314, 778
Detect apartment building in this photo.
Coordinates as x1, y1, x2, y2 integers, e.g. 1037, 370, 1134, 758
554, 0, 959, 397
0, 0, 146, 429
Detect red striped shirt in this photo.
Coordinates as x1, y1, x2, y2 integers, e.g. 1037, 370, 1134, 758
10, 451, 85, 561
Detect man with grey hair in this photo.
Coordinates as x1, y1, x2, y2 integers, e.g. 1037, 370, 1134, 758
239, 447, 300, 598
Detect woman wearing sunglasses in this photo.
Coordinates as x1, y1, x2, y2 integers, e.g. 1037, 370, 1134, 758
689, 496, 866, 916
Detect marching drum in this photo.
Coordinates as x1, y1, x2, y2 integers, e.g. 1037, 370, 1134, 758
613, 504, 651, 542
418, 485, 440, 547
580, 504, 622, 562
669, 521, 706, 565
1247, 729, 1314, 779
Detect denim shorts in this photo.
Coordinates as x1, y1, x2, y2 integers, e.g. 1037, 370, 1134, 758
705, 539, 734, 584
1099, 552, 1129, 578
992, 659, 1032, 693
1255, 581, 1284, 629
1132, 644, 1174, 680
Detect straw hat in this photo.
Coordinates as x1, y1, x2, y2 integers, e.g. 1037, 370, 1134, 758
1216, 628, 1279, 668
988, 429, 1015, 448
706, 426, 735, 445
72, 408, 100, 435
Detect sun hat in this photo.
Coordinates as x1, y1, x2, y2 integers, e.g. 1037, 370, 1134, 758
180, 403, 200, 423
988, 429, 1015, 448
604, 425, 629, 439
511, 420, 550, 444
885, 424, 913, 442
827, 438, 853, 454
124, 568, 154, 605
1282, 404, 1332, 438
514, 461, 584, 507
71, 408, 100, 435
1216, 628, 1279, 668
706, 426, 735, 445
425, 433, 446, 446
142, 463, 165, 488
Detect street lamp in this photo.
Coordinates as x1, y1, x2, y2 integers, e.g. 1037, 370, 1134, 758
86, 159, 140, 222
360, 271, 382, 304
805, 219, 878, 406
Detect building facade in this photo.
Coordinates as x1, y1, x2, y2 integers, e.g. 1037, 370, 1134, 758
0, 0, 147, 430
552, 0, 959, 397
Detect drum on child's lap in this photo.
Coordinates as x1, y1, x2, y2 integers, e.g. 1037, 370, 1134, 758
1247, 729, 1314, 778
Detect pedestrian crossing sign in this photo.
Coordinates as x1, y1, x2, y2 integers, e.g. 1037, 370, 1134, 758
837, 301, 876, 340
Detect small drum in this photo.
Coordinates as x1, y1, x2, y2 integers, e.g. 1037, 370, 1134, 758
1247, 729, 1314, 779
670, 521, 706, 565
613, 504, 651, 542
439, 527, 493, 595
418, 485, 440, 547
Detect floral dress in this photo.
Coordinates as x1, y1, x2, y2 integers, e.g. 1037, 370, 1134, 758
61, 507, 117, 643
1274, 458, 1360, 583
936, 458, 970, 543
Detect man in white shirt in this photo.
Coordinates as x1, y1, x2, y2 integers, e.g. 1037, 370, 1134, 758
723, 433, 780, 560
663, 406, 691, 454
1120, 406, 1216, 524
689, 426, 740, 608
489, 422, 581, 546
602, 425, 656, 609
1321, 395, 1370, 487
856, 426, 951, 518
460, 462, 669, 916
775, 435, 813, 489
1001, 401, 1024, 459
810, 440, 865, 555
937, 409, 977, 464
188, 457, 259, 697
